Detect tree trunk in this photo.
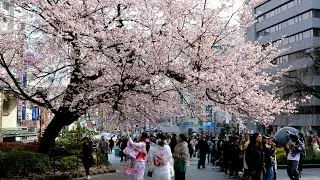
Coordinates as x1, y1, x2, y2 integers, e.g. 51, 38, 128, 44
37, 112, 80, 154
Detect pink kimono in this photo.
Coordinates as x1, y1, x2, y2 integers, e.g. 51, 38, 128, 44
128, 138, 147, 180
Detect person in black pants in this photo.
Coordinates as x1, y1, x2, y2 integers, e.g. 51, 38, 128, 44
196, 134, 209, 169
117, 136, 128, 162
82, 137, 93, 180
109, 137, 115, 154
229, 135, 241, 177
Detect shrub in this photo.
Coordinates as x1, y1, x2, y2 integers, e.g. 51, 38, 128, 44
0, 142, 39, 152
0, 151, 50, 178
277, 149, 320, 165
276, 147, 285, 155
51, 147, 82, 157
55, 156, 82, 172
276, 152, 287, 165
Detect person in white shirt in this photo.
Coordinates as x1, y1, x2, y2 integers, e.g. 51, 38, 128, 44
147, 134, 173, 180
285, 134, 303, 180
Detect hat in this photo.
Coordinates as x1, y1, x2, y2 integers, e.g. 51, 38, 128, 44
262, 135, 271, 139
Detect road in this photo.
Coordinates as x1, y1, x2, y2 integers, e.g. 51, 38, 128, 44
76, 154, 320, 180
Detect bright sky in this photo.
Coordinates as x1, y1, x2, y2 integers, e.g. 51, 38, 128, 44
208, 0, 246, 25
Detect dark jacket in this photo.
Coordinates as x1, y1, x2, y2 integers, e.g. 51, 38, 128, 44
222, 141, 233, 161
231, 142, 241, 161
196, 139, 209, 155
169, 139, 177, 154
263, 145, 276, 168
82, 142, 93, 165
109, 139, 115, 147
245, 145, 264, 172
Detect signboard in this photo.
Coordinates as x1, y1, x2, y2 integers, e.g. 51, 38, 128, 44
22, 121, 37, 127
177, 122, 194, 127
32, 107, 39, 121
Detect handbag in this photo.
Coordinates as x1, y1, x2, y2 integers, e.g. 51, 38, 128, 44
174, 159, 186, 173
147, 170, 153, 177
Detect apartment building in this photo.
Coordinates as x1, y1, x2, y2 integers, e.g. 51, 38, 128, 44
247, 0, 320, 134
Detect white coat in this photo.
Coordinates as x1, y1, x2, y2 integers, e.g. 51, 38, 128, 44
148, 144, 173, 180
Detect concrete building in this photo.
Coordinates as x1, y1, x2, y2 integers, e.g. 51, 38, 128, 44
247, 0, 320, 134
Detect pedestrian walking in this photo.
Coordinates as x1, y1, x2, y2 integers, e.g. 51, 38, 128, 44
109, 136, 115, 154
126, 131, 149, 180
245, 133, 264, 180
169, 134, 177, 154
173, 134, 190, 180
196, 134, 209, 169
229, 135, 241, 177
118, 136, 128, 162
98, 136, 110, 166
285, 133, 304, 180
262, 135, 276, 180
82, 137, 93, 180
241, 133, 250, 179
147, 134, 173, 180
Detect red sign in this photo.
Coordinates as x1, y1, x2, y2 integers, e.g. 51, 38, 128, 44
22, 121, 37, 127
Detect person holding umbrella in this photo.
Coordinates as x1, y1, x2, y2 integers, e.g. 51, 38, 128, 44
285, 132, 304, 180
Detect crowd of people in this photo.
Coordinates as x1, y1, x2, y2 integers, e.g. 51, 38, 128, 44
80, 130, 314, 180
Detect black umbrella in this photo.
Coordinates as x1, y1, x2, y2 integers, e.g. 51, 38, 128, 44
274, 127, 299, 147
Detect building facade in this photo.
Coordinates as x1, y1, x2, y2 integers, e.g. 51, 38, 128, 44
247, 0, 320, 134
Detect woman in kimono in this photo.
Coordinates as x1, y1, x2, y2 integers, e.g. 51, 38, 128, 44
147, 134, 174, 180
127, 131, 149, 180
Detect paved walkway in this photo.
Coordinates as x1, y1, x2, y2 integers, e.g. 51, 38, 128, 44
75, 154, 320, 180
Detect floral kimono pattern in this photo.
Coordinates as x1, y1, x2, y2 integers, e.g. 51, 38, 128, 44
128, 138, 147, 180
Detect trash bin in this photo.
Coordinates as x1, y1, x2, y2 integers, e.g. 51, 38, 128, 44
114, 147, 119, 157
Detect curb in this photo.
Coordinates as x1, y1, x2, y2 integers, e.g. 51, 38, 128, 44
277, 164, 320, 169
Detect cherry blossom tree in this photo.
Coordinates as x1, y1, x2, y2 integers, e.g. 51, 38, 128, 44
0, 0, 294, 153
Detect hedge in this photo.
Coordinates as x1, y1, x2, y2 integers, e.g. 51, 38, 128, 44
56, 156, 81, 171
0, 151, 50, 178
0, 142, 39, 152
276, 147, 320, 165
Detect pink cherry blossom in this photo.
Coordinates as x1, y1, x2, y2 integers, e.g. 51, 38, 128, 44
0, 0, 294, 152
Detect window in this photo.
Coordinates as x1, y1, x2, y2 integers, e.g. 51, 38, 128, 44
288, 1, 294, 8
270, 10, 275, 17
270, 26, 275, 33
288, 19, 294, 26
282, 55, 289, 62
313, 10, 320, 18
302, 11, 310, 20
281, 4, 288, 11
313, 29, 320, 37
256, 10, 318, 39
295, 34, 302, 41
257, 0, 303, 22
303, 30, 311, 39
289, 36, 296, 44
2, 2, 9, 10
265, 29, 270, 35
282, 21, 288, 28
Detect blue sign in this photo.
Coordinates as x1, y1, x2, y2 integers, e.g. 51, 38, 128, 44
23, 73, 28, 88
177, 122, 194, 127
22, 106, 26, 121
32, 107, 39, 121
